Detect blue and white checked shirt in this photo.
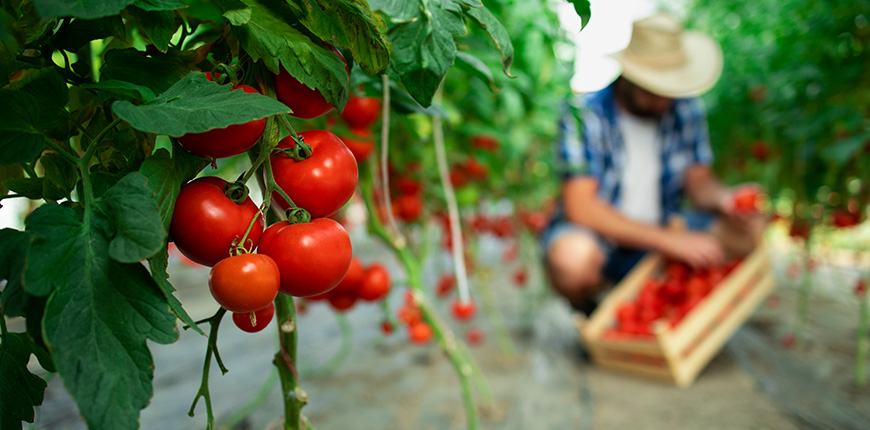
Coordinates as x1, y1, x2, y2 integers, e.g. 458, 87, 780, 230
556, 80, 714, 225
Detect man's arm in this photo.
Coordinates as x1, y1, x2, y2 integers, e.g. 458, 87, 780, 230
684, 165, 730, 213
563, 176, 725, 268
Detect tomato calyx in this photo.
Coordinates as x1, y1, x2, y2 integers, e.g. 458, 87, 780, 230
285, 207, 312, 225
223, 181, 250, 204
272, 136, 313, 161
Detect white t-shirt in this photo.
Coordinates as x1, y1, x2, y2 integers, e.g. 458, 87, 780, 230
616, 105, 662, 225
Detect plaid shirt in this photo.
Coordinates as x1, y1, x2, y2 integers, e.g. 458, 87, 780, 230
556, 81, 714, 225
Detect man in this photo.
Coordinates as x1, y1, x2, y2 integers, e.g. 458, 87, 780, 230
543, 13, 764, 313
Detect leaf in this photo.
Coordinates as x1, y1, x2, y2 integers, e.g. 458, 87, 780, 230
0, 228, 30, 317
368, 0, 419, 23
455, 51, 495, 90
0, 333, 47, 430
82, 80, 157, 102
147, 246, 205, 336
0, 163, 23, 196
133, 0, 187, 10
112, 71, 289, 136
0, 91, 49, 165
5, 178, 43, 200
32, 0, 137, 19
218, 0, 349, 110
565, 0, 591, 31
100, 48, 192, 94
24, 203, 178, 430
286, 0, 391, 75
387, 13, 456, 107
139, 147, 207, 231
129, 6, 178, 51
56, 16, 126, 52
821, 135, 868, 164
465, 5, 514, 77
96, 172, 166, 263
39, 152, 78, 201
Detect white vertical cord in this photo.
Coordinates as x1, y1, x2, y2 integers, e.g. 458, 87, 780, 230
379, 74, 405, 247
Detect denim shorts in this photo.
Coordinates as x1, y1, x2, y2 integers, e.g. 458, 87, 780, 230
540, 210, 716, 283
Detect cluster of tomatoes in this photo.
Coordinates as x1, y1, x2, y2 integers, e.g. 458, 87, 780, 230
305, 257, 392, 311
604, 260, 742, 339
168, 62, 364, 333
332, 95, 382, 163
396, 291, 434, 344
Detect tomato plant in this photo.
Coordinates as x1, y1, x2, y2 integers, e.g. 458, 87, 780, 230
177, 83, 267, 159
274, 46, 348, 120
340, 96, 382, 129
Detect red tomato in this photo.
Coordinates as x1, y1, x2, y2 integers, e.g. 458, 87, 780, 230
751, 140, 770, 161
397, 305, 422, 325
257, 218, 352, 297
271, 130, 358, 218
209, 254, 280, 312
462, 158, 488, 180
357, 263, 391, 301
732, 187, 760, 213
451, 299, 476, 321
470, 135, 499, 151
327, 292, 357, 312
396, 176, 422, 195
855, 279, 867, 298
436, 275, 455, 298
513, 268, 528, 287
170, 177, 263, 267
333, 257, 365, 295
381, 320, 394, 335
177, 83, 266, 159
788, 220, 811, 240
408, 321, 433, 344
232, 303, 275, 333
274, 47, 348, 119
392, 194, 423, 222
340, 96, 381, 129
449, 168, 467, 188
340, 128, 375, 162
616, 303, 637, 323
491, 217, 514, 238
665, 262, 689, 281
520, 210, 548, 233
466, 327, 484, 346
831, 209, 860, 228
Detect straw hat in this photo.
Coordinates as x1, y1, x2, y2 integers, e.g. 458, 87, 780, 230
610, 13, 723, 98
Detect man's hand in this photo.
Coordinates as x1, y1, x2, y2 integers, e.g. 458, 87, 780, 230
656, 230, 725, 269
718, 183, 765, 225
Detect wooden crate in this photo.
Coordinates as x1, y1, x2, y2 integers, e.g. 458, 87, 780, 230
576, 242, 775, 387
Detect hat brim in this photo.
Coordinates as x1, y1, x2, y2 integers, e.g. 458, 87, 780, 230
609, 31, 723, 98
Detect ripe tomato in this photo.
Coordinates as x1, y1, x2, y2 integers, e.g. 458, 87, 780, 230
436, 274, 455, 298
392, 194, 423, 223
397, 305, 422, 325
732, 187, 760, 213
357, 263, 391, 301
451, 299, 476, 321
177, 83, 266, 159
396, 176, 422, 195
340, 128, 375, 162
381, 320, 395, 335
491, 217, 513, 238
232, 303, 275, 333
327, 292, 357, 312
274, 46, 348, 119
340, 96, 381, 129
751, 140, 770, 162
466, 327, 484, 346
271, 130, 358, 218
470, 135, 499, 151
449, 168, 467, 188
855, 279, 867, 298
257, 218, 352, 297
512, 268, 528, 287
408, 321, 433, 344
209, 254, 280, 312
831, 209, 860, 228
170, 177, 263, 267
333, 257, 365, 294
462, 158, 488, 180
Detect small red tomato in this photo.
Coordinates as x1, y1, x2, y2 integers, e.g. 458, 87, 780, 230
209, 254, 280, 312
257, 218, 352, 297
327, 292, 358, 312
271, 130, 358, 218
398, 305, 422, 325
392, 194, 423, 223
232, 303, 275, 333
333, 257, 365, 295
616, 303, 637, 323
408, 321, 433, 344
781, 333, 796, 349
831, 209, 860, 228
449, 168, 467, 188
274, 46, 348, 119
451, 299, 476, 322
340, 96, 381, 129
855, 279, 867, 298
491, 217, 513, 238
436, 274, 455, 298
466, 327, 484, 346
340, 128, 375, 162
177, 82, 266, 159
513, 268, 528, 287
462, 158, 488, 180
751, 140, 770, 162
520, 210, 548, 233
732, 187, 761, 213
396, 177, 422, 195
357, 263, 391, 301
381, 320, 394, 335
170, 177, 263, 267
470, 135, 499, 151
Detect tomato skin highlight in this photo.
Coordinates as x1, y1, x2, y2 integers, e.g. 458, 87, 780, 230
177, 84, 266, 158
357, 263, 391, 301
274, 47, 348, 119
340, 96, 381, 129
169, 177, 263, 267
271, 130, 359, 218
257, 218, 352, 297
233, 303, 275, 333
209, 254, 280, 312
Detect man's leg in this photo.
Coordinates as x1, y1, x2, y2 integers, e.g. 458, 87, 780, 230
544, 230, 607, 313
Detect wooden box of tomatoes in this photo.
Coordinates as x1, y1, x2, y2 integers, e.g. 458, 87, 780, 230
576, 242, 775, 387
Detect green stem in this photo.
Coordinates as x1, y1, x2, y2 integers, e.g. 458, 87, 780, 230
276, 113, 301, 140
475, 271, 516, 358
310, 312, 353, 376
857, 288, 869, 387
188, 308, 228, 430
42, 140, 79, 165
274, 294, 310, 430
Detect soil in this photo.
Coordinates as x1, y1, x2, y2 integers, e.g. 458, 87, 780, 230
24, 230, 869, 430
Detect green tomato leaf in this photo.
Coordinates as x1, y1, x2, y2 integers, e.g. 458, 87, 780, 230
455, 51, 495, 91
285, 0, 390, 75
0, 163, 23, 196
388, 13, 456, 107
96, 172, 166, 263
465, 5, 514, 77
112, 71, 289, 136
33, 0, 137, 19
565, 0, 591, 31
100, 48, 192, 95
129, 6, 178, 51
56, 15, 126, 52
139, 147, 207, 231
0, 91, 49, 165
368, 0, 419, 23
5, 178, 43, 200
23, 203, 178, 430
0, 228, 31, 317
147, 245, 205, 336
218, 0, 349, 110
133, 0, 187, 10
0, 333, 47, 430
821, 135, 868, 165
39, 152, 78, 201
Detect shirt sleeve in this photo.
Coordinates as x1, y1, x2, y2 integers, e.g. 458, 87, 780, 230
556, 98, 604, 181
688, 98, 714, 165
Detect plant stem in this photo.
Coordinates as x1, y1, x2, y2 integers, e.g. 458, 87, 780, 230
188, 308, 228, 430
857, 286, 869, 387
378, 74, 405, 245
475, 269, 516, 358
276, 114, 300, 140
42, 140, 79, 165
274, 294, 309, 430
